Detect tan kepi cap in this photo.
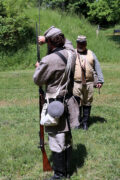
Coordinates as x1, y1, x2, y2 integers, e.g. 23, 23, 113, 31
44, 26, 62, 38
76, 35, 87, 42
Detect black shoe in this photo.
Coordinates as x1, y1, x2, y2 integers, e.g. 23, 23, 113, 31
82, 106, 91, 130
83, 123, 88, 130
65, 146, 72, 179
74, 125, 81, 129
49, 172, 66, 180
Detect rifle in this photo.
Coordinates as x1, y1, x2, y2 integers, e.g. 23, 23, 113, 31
36, 1, 52, 172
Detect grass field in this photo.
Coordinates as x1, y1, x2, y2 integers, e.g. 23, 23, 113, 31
0, 62, 120, 180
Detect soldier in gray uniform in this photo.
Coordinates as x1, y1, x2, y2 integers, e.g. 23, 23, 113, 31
73, 35, 104, 130
33, 26, 79, 180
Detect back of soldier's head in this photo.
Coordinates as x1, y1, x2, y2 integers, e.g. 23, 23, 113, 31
44, 26, 65, 47
47, 33, 65, 47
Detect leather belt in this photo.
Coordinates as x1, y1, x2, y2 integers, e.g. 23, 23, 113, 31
45, 97, 63, 104
44, 93, 73, 104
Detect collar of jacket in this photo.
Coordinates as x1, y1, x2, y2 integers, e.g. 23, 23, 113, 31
77, 49, 88, 55
51, 47, 65, 54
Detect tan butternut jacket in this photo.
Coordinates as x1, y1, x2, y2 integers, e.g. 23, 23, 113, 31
74, 49, 94, 82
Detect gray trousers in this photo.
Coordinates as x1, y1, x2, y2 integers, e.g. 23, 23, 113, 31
48, 132, 72, 153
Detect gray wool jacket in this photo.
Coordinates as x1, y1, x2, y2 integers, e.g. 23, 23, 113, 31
92, 52, 104, 83
33, 40, 80, 133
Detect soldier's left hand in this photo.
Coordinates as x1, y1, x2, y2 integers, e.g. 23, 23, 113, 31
35, 61, 40, 68
96, 83, 103, 88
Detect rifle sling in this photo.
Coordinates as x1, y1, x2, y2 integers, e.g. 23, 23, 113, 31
55, 51, 72, 138
55, 51, 67, 65
78, 53, 86, 85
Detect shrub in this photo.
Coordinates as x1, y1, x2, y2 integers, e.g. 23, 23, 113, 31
0, 0, 34, 51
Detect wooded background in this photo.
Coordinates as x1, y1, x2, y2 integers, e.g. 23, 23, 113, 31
0, 0, 120, 51
0, 1, 120, 179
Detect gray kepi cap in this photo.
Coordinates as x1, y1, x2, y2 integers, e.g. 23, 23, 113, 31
44, 26, 62, 39
47, 101, 64, 118
76, 35, 87, 43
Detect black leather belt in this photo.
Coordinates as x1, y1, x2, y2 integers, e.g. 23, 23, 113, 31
45, 97, 63, 104
44, 93, 73, 104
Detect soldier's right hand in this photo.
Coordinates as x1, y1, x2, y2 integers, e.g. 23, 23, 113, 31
96, 83, 103, 88
38, 36, 46, 45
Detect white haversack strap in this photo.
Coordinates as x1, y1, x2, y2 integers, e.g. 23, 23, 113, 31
46, 50, 72, 100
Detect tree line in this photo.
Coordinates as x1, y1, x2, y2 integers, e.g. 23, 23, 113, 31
43, 0, 120, 25
0, 0, 35, 51
0, 0, 120, 51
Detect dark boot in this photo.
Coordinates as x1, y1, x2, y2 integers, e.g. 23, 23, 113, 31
65, 146, 72, 179
74, 106, 82, 129
73, 96, 81, 129
79, 106, 83, 127
49, 151, 66, 180
82, 106, 91, 130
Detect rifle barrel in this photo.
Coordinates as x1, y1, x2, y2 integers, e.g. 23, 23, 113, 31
36, 23, 40, 62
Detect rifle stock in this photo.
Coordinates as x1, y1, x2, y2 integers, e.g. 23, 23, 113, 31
38, 87, 52, 171
39, 125, 52, 171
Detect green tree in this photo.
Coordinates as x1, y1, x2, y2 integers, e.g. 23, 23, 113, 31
107, 0, 120, 24
0, 0, 7, 17
0, 0, 34, 51
42, 0, 94, 17
43, 0, 120, 25
87, 0, 120, 25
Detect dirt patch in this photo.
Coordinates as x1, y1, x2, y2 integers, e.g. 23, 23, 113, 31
0, 99, 38, 108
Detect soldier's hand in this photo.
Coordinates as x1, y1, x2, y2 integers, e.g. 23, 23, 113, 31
38, 36, 46, 45
35, 61, 40, 68
96, 83, 103, 88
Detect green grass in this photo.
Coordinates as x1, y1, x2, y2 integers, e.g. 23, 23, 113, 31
0, 62, 120, 180
0, 8, 120, 71
0, 6, 120, 180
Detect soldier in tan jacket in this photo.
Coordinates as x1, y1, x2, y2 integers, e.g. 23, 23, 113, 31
73, 35, 104, 130
33, 26, 79, 180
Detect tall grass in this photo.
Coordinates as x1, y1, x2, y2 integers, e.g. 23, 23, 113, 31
0, 8, 120, 71
0, 63, 120, 179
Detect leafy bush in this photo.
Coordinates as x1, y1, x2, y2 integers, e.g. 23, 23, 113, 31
0, 15, 34, 51
43, 0, 91, 16
42, 0, 120, 25
87, 0, 120, 25
0, 0, 34, 51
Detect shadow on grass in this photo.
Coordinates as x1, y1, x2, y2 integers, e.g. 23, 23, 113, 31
107, 35, 120, 46
88, 116, 107, 127
70, 143, 87, 176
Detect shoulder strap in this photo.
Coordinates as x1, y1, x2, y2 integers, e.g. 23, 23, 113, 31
53, 51, 72, 99
55, 51, 72, 136
55, 51, 67, 65
78, 53, 86, 84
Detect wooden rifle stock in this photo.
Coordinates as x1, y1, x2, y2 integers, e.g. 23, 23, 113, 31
39, 88, 52, 171
40, 125, 52, 171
